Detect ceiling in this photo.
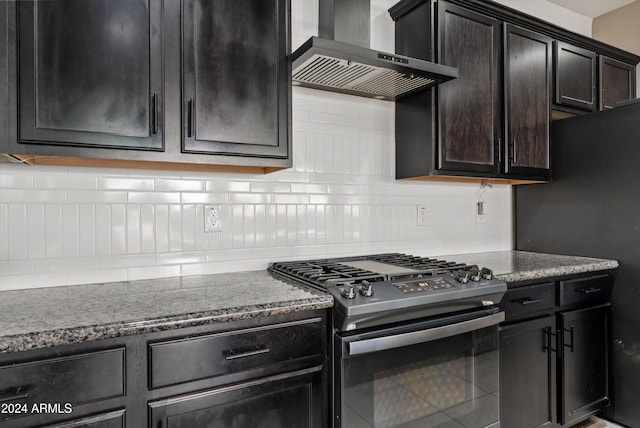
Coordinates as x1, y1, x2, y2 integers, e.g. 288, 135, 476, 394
546, 0, 637, 18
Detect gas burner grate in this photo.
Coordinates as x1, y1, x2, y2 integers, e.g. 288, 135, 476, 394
269, 253, 486, 291
269, 261, 385, 289
369, 253, 470, 272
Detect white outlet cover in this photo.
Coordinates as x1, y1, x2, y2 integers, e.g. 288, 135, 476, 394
204, 205, 222, 232
417, 205, 428, 226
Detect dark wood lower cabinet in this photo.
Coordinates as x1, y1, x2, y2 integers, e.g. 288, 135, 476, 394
149, 367, 322, 428
0, 311, 326, 428
559, 304, 609, 426
500, 316, 556, 428
500, 273, 612, 427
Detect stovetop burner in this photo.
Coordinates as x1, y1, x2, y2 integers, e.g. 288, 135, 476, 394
269, 253, 506, 331
269, 253, 478, 289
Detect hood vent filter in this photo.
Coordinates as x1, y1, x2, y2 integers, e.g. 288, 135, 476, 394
293, 53, 436, 100
290, 0, 457, 101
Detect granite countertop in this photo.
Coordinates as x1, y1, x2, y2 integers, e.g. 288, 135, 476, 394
0, 250, 618, 355
0, 271, 333, 354
444, 250, 618, 283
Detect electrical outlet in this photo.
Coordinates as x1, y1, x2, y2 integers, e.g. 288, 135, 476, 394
204, 205, 222, 232
417, 205, 428, 226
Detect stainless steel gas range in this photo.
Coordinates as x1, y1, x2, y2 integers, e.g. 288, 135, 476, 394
270, 253, 507, 428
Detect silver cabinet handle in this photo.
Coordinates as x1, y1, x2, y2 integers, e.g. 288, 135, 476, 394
224, 347, 270, 360
518, 298, 543, 305
578, 287, 602, 294
0, 387, 29, 402
513, 138, 518, 164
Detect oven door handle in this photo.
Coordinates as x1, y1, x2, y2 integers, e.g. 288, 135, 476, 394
344, 311, 504, 357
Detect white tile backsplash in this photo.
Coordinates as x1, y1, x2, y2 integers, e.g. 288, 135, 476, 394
0, 87, 513, 291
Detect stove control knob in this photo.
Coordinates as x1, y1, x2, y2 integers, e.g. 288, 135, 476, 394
454, 270, 469, 284
480, 267, 494, 280
469, 268, 482, 282
359, 280, 374, 297
341, 285, 357, 299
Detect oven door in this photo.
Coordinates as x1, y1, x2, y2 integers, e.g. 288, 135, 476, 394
334, 309, 504, 428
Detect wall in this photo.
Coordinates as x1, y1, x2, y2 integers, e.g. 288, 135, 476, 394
1, 0, 588, 291
493, 0, 592, 36
593, 1, 640, 94
0, 86, 512, 291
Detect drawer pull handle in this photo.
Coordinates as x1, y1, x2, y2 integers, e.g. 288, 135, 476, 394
151, 93, 159, 134
578, 287, 602, 294
544, 328, 557, 353
564, 325, 575, 353
517, 298, 543, 305
186, 98, 195, 138
224, 347, 270, 360
0, 387, 28, 403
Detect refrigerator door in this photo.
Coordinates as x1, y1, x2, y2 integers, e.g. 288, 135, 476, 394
515, 102, 640, 427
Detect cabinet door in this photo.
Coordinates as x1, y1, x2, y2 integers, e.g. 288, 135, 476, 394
599, 56, 636, 110
500, 316, 556, 428
554, 41, 597, 112
18, 0, 163, 150
148, 367, 323, 428
559, 304, 610, 426
504, 25, 552, 178
0, 2, 8, 148
182, 0, 290, 158
437, 1, 501, 174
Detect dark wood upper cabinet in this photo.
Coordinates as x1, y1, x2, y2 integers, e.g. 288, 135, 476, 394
437, 1, 501, 174
0, 0, 291, 172
599, 55, 636, 110
18, 0, 163, 150
554, 41, 597, 113
504, 25, 552, 177
391, 0, 638, 183
182, 0, 290, 158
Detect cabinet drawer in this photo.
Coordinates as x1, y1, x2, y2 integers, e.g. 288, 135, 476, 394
501, 282, 555, 321
41, 409, 126, 428
149, 318, 323, 389
0, 348, 125, 413
149, 367, 322, 428
559, 274, 612, 307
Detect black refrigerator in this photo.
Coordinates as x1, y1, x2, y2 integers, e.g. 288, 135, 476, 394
516, 100, 640, 427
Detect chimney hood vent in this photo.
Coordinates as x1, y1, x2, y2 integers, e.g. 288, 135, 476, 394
291, 0, 457, 101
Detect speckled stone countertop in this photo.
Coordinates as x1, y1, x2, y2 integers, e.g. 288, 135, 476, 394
443, 250, 618, 284
0, 271, 333, 354
0, 251, 618, 355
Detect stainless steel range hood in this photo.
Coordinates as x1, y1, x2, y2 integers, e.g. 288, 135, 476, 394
291, 0, 458, 101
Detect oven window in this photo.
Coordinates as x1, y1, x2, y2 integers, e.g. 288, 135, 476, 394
339, 326, 499, 428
